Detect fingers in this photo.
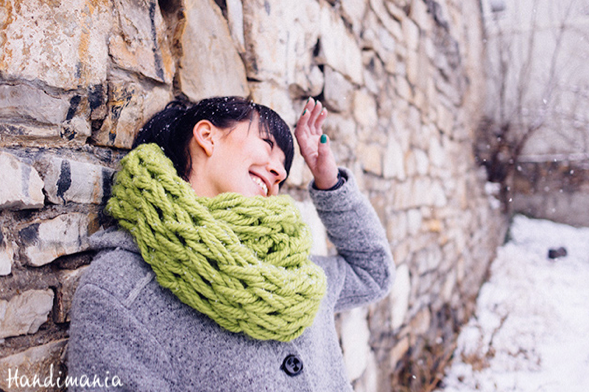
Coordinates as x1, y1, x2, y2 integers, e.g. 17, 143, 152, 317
296, 98, 327, 136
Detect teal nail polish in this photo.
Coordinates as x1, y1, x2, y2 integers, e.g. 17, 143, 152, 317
303, 109, 308, 115
320, 134, 327, 144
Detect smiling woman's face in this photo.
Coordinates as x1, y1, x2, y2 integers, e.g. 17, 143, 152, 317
188, 117, 287, 198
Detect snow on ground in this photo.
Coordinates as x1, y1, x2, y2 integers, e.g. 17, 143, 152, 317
438, 215, 589, 392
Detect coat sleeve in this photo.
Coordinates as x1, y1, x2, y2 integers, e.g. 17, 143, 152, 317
309, 168, 395, 313
67, 268, 176, 391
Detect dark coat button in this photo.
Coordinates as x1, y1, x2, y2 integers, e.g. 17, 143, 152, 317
281, 354, 303, 376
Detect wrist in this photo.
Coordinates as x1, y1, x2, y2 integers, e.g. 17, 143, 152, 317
313, 171, 344, 191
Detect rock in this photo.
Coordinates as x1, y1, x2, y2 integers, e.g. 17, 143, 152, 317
295, 201, 327, 257
402, 17, 420, 52
323, 67, 354, 113
0, 228, 14, 276
249, 82, 297, 126
0, 290, 54, 339
0, 85, 71, 125
317, 3, 364, 85
409, 307, 432, 335
109, 0, 175, 84
548, 247, 567, 259
43, 156, 115, 205
243, 0, 322, 96
353, 90, 378, 130
358, 143, 383, 176
390, 263, 410, 329
19, 213, 90, 267
92, 79, 172, 149
0, 152, 44, 210
0, 339, 67, 392
414, 148, 430, 175
0, 0, 111, 90
407, 209, 422, 235
383, 136, 406, 180
54, 267, 88, 323
226, 0, 246, 53
179, 0, 249, 102
340, 306, 370, 381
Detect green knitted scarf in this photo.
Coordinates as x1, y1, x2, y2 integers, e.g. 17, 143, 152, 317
106, 143, 327, 342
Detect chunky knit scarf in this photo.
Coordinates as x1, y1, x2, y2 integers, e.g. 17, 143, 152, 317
107, 143, 327, 342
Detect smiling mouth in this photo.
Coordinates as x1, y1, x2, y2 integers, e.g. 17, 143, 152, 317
250, 174, 268, 196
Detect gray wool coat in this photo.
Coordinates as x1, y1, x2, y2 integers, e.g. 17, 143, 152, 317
67, 169, 394, 391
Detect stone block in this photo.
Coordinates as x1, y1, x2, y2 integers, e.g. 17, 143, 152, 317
0, 152, 44, 210
407, 208, 422, 235
428, 135, 446, 167
318, 3, 364, 85
110, 0, 174, 84
227, 0, 246, 53
340, 306, 370, 381
414, 148, 430, 175
353, 91, 378, 130
0, 0, 110, 90
390, 263, 410, 330
341, 0, 368, 35
295, 201, 327, 257
19, 213, 90, 267
383, 136, 406, 180
387, 211, 408, 243
0, 339, 67, 392
92, 80, 172, 149
179, 0, 248, 101
323, 67, 354, 113
243, 0, 322, 95
390, 335, 410, 365
0, 289, 54, 339
357, 143, 383, 176
402, 17, 420, 52
370, 0, 403, 41
43, 156, 115, 205
0, 227, 14, 276
0, 85, 71, 125
54, 267, 88, 324
249, 82, 297, 126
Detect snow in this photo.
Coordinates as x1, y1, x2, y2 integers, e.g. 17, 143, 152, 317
438, 215, 589, 392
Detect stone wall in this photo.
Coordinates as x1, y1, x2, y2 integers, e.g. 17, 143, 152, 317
0, 0, 506, 390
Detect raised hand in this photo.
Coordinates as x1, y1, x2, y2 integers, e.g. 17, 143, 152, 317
294, 98, 339, 190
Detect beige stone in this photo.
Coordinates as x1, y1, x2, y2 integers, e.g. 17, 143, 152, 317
383, 136, 406, 180
179, 0, 249, 101
402, 17, 420, 51
43, 157, 115, 205
410, 307, 432, 336
390, 335, 410, 366
226, 0, 246, 53
295, 200, 327, 257
0, 339, 67, 392
358, 143, 383, 176
54, 267, 88, 323
0, 290, 54, 339
353, 91, 378, 130
20, 213, 90, 267
93, 79, 172, 149
249, 82, 297, 126
110, 0, 174, 84
323, 67, 354, 113
0, 85, 71, 125
390, 263, 410, 329
0, 0, 111, 90
318, 2, 364, 85
340, 306, 370, 381
0, 227, 14, 276
0, 152, 44, 210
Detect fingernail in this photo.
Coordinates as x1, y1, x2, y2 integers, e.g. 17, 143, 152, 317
303, 109, 308, 115
306, 97, 310, 104
320, 134, 327, 144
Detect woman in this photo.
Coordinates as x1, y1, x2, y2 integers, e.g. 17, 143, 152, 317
67, 96, 394, 391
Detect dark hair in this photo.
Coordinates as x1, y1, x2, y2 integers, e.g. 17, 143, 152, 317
133, 96, 294, 184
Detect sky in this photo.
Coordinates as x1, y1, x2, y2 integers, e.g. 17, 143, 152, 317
437, 215, 589, 391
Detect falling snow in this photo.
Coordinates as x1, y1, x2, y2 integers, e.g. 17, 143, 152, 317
437, 215, 589, 392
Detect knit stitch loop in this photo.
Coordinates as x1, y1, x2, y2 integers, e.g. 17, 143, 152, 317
107, 143, 327, 341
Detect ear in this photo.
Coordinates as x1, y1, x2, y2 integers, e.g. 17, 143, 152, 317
192, 120, 216, 157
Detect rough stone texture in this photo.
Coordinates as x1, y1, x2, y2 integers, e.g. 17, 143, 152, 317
42, 156, 115, 205
0, 290, 54, 339
179, 0, 249, 102
0, 339, 67, 392
0, 151, 44, 210
0, 0, 111, 90
0, 227, 14, 276
0, 0, 508, 390
19, 213, 90, 267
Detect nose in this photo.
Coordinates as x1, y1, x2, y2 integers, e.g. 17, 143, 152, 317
268, 158, 287, 185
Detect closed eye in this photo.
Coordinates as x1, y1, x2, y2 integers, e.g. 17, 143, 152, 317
263, 138, 274, 148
